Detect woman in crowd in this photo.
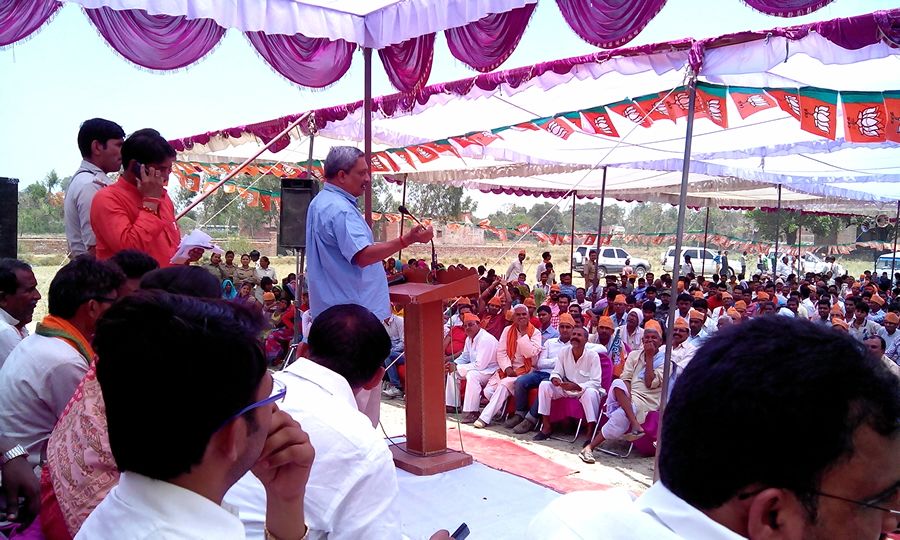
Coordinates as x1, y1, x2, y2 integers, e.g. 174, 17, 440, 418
234, 253, 257, 287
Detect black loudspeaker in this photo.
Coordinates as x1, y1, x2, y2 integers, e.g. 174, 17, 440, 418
279, 178, 319, 250
0, 178, 18, 259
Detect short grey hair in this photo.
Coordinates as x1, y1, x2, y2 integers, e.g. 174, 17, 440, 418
324, 146, 364, 180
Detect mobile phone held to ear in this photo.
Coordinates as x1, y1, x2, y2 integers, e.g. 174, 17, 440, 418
130, 161, 144, 178
451, 523, 469, 540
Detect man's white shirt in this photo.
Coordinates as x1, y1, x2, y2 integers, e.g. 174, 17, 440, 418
225, 359, 400, 540
0, 307, 27, 370
77, 472, 246, 540
64, 160, 112, 257
454, 329, 500, 373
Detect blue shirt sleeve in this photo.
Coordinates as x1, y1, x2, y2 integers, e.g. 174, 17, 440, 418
332, 208, 373, 265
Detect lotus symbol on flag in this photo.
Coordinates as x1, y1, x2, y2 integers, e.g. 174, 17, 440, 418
623, 106, 643, 124
593, 115, 613, 134
675, 92, 690, 111
808, 105, 831, 133
785, 95, 801, 117
707, 100, 723, 122
652, 100, 669, 116
546, 120, 567, 137
744, 95, 768, 108
852, 107, 884, 137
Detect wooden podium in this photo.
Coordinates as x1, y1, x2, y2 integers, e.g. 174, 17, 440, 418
388, 265, 479, 475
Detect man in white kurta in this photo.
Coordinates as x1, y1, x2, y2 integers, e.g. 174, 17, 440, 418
473, 304, 541, 426
504, 250, 526, 282
533, 326, 603, 440
445, 314, 499, 416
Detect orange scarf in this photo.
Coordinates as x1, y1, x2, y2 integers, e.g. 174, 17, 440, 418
501, 323, 536, 377
35, 315, 95, 365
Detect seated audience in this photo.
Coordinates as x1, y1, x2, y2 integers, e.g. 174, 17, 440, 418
529, 316, 899, 539
382, 308, 405, 398
0, 256, 123, 466
76, 290, 312, 539
445, 314, 499, 416
0, 258, 41, 368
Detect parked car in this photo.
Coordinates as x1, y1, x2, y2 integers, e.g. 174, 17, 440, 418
660, 246, 723, 276
574, 245, 651, 278
875, 252, 900, 276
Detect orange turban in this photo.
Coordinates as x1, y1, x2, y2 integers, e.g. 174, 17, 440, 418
831, 318, 849, 330
488, 296, 503, 306
885, 312, 900, 324
614, 294, 627, 304
644, 319, 662, 335
755, 292, 770, 301
462, 313, 480, 324
456, 296, 472, 306
726, 307, 741, 320
688, 309, 704, 321
871, 294, 885, 306
524, 297, 536, 307
597, 316, 615, 329
734, 300, 747, 310
674, 318, 689, 329
558, 313, 576, 327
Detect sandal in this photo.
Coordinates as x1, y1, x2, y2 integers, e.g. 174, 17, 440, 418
578, 447, 596, 464
623, 429, 645, 442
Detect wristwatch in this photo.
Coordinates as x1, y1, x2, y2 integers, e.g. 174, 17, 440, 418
0, 444, 28, 465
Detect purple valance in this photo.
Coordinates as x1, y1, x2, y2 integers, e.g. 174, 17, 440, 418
743, 0, 835, 17
556, 0, 667, 49
446, 3, 536, 73
1, 0, 61, 47
247, 32, 355, 89
378, 33, 435, 93
84, 7, 224, 70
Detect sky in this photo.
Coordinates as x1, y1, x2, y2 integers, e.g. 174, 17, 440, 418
1, 0, 896, 217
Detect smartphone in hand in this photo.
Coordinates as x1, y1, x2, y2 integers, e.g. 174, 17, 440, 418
451, 523, 469, 540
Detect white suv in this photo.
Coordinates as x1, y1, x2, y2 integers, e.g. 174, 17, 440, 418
574, 246, 651, 278
661, 246, 721, 275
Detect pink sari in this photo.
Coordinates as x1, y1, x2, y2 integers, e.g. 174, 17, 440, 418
40, 366, 119, 540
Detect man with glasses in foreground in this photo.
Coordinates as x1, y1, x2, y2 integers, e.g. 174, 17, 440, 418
78, 290, 313, 539
531, 316, 900, 539
0, 256, 123, 467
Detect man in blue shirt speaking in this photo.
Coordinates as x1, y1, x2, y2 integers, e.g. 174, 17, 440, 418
306, 146, 433, 423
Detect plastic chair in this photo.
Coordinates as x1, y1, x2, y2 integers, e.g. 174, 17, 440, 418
540, 353, 613, 442
596, 410, 660, 458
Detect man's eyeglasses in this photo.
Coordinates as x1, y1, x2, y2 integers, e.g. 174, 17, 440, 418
218, 377, 287, 430
738, 486, 899, 516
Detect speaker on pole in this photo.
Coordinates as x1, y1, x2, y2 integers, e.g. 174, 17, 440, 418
0, 178, 18, 259
279, 178, 319, 250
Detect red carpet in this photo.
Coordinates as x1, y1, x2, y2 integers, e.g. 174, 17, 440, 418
444, 427, 611, 494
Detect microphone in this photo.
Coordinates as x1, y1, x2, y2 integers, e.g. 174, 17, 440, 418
399, 205, 438, 272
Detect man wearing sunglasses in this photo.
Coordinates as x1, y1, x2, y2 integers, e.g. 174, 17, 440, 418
78, 290, 313, 540
530, 316, 900, 539
0, 256, 123, 467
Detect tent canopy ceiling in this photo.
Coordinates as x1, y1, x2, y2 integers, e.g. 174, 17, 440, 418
172, 9, 900, 215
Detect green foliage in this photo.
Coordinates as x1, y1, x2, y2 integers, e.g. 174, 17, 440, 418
406, 183, 477, 220
173, 175, 282, 237
746, 210, 848, 244
18, 170, 67, 234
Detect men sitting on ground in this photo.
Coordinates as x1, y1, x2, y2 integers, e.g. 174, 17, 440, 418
473, 304, 542, 427
64, 118, 125, 259
529, 316, 900, 539
579, 320, 665, 463
77, 290, 313, 539
445, 313, 500, 419
226, 304, 453, 539
381, 308, 405, 398
0, 257, 123, 466
532, 326, 604, 441
0, 259, 41, 368
507, 314, 576, 434
90, 128, 181, 267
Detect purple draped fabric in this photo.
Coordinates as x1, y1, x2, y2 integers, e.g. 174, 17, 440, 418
743, 0, 834, 17
0, 0, 60, 46
247, 32, 355, 88
445, 3, 536, 72
556, 0, 667, 49
811, 9, 900, 50
85, 7, 224, 70
378, 33, 435, 93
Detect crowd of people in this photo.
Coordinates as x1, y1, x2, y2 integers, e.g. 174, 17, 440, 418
0, 123, 896, 539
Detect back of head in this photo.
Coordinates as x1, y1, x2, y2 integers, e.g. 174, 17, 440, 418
121, 128, 175, 168
660, 317, 900, 511
78, 118, 125, 158
110, 249, 159, 281
48, 256, 124, 319
0, 258, 32, 296
140, 266, 221, 299
307, 304, 390, 388
95, 290, 268, 480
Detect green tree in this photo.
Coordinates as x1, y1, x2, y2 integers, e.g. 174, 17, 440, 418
526, 202, 565, 233
405, 183, 477, 221
574, 201, 625, 232
173, 175, 282, 237
18, 170, 67, 234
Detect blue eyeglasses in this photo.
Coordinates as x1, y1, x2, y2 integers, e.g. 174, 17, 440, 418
218, 376, 286, 430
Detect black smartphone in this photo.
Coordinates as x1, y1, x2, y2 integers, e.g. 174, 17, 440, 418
130, 161, 144, 177
451, 523, 469, 540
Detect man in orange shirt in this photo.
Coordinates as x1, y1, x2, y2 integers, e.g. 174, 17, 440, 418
90, 129, 180, 267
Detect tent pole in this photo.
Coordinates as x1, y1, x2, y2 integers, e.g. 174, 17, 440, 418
175, 111, 310, 221
773, 184, 782, 274
658, 73, 698, 482
364, 47, 373, 227
701, 206, 710, 278
570, 191, 577, 275
594, 167, 608, 298
796, 222, 802, 276
891, 200, 900, 284
398, 177, 408, 262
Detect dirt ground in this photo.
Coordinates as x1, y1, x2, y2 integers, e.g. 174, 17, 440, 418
378, 396, 655, 493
